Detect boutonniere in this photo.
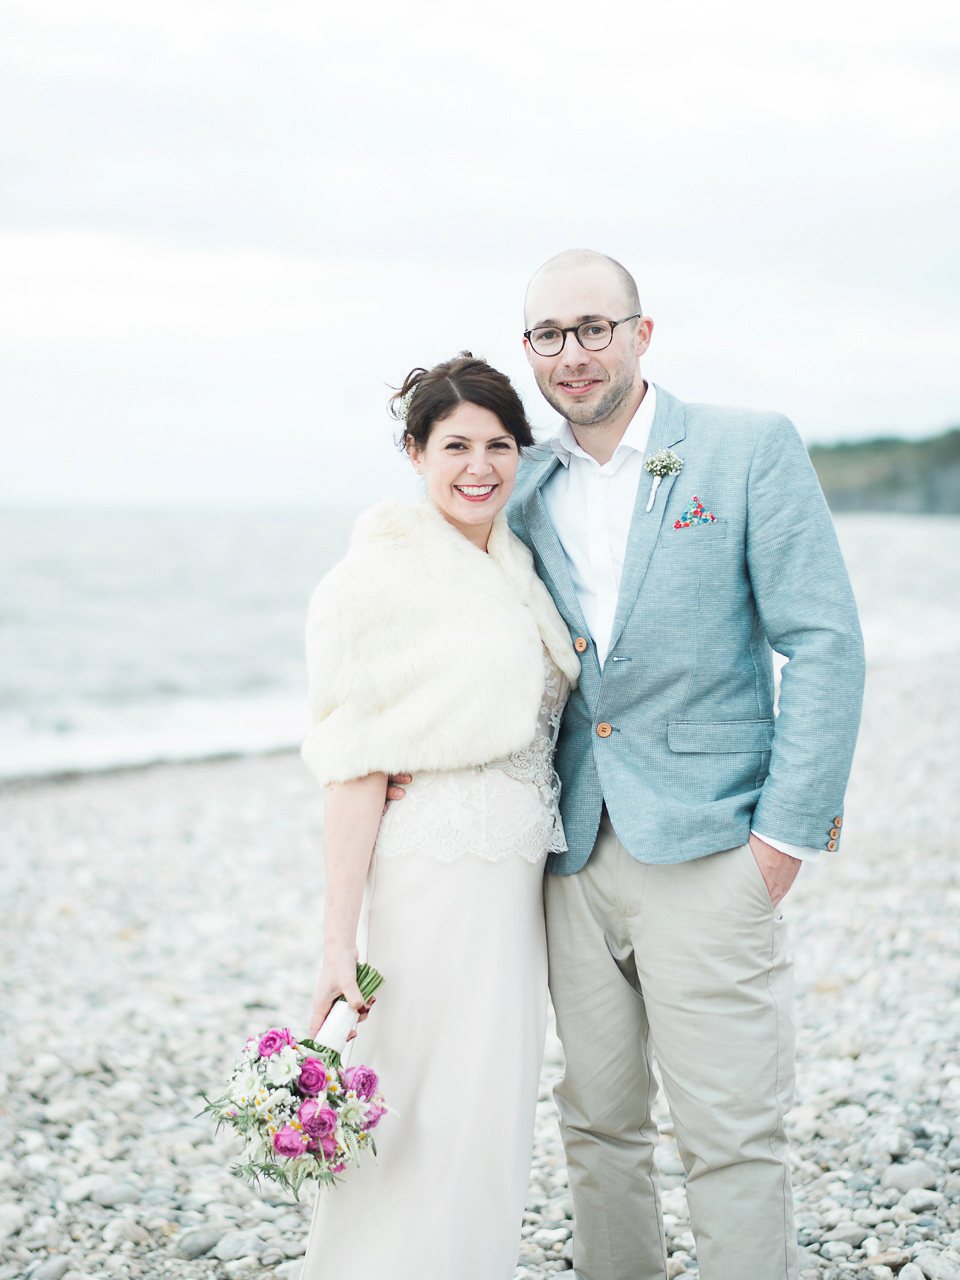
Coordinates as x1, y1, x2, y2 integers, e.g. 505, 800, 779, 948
643, 449, 684, 512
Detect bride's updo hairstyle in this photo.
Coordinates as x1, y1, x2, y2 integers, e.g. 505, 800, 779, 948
389, 353, 535, 454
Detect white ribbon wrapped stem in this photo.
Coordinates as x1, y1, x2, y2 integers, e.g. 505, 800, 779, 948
314, 1000, 359, 1058
645, 474, 662, 513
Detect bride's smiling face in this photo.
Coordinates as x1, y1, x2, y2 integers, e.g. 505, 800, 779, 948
409, 402, 520, 550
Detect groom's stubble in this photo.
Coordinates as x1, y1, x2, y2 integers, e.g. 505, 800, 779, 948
535, 353, 640, 432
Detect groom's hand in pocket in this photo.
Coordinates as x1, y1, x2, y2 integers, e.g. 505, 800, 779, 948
748, 833, 801, 907
384, 773, 412, 811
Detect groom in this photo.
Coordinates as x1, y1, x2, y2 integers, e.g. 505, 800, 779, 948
508, 249, 865, 1280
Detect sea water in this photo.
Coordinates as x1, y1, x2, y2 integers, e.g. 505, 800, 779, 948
0, 506, 357, 779
1, 508, 957, 782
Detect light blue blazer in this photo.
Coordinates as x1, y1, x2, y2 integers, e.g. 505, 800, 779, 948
508, 385, 865, 873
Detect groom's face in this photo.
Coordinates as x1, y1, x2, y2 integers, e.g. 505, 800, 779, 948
523, 263, 648, 428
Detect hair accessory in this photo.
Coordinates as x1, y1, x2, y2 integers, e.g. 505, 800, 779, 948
396, 389, 415, 423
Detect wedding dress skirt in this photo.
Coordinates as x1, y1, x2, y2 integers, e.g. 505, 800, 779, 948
300, 659, 568, 1280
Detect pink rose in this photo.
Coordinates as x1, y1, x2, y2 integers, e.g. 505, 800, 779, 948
258, 1028, 294, 1058
320, 1132, 339, 1160
362, 1103, 385, 1131
297, 1058, 328, 1096
272, 1125, 307, 1157
297, 1099, 337, 1139
342, 1065, 378, 1099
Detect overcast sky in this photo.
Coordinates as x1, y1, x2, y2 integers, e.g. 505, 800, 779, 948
2, 0, 958, 505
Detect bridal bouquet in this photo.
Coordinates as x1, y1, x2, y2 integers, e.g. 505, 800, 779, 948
203, 963, 386, 1195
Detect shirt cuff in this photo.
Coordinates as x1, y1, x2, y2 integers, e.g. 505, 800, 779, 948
751, 830, 821, 863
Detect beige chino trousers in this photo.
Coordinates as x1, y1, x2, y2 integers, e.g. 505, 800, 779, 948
545, 812, 799, 1280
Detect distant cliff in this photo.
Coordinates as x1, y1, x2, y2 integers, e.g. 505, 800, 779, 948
809, 428, 960, 513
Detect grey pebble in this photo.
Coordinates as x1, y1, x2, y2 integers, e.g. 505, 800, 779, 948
60, 1175, 112, 1205
274, 1263, 304, 1280
102, 1218, 149, 1248
868, 1127, 916, 1159
89, 1180, 140, 1207
820, 1239, 853, 1260
913, 1252, 960, 1280
214, 1229, 265, 1261
901, 1267, 930, 1280
823, 1221, 870, 1246
223, 1258, 261, 1277
32, 1260, 72, 1280
0, 1202, 25, 1239
881, 1161, 938, 1193
903, 1188, 948, 1213
795, 1212, 822, 1232
179, 1191, 216, 1210
178, 1225, 227, 1259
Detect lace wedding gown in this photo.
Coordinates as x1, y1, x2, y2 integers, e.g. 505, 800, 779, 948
300, 655, 569, 1280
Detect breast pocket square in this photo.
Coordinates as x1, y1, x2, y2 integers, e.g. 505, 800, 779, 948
674, 496, 717, 528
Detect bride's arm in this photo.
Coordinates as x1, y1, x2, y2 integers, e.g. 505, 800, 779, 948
310, 771, 388, 1038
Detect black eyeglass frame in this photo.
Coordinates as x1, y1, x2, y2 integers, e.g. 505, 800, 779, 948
523, 312, 644, 356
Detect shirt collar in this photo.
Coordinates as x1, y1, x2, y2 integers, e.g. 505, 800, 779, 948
550, 383, 658, 473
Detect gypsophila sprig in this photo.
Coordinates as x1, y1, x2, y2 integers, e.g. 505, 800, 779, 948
643, 449, 684, 511
643, 448, 684, 478
201, 964, 386, 1198
396, 389, 414, 422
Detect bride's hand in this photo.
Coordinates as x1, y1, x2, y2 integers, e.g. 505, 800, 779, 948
309, 945, 372, 1040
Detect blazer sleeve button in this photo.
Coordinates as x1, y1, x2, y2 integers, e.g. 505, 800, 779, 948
574, 637, 588, 654
596, 722, 613, 738
834, 816, 843, 827
827, 839, 838, 851
829, 827, 840, 839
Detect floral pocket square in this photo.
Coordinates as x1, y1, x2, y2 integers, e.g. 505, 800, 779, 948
674, 496, 716, 528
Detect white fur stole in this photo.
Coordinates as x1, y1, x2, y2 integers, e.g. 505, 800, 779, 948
301, 501, 579, 787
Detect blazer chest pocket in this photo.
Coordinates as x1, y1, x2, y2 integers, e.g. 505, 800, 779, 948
660, 518, 728, 550
668, 719, 774, 753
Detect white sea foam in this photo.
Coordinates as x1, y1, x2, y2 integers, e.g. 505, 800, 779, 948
0, 691, 308, 778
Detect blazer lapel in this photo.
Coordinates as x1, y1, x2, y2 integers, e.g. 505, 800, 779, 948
607, 387, 687, 655
522, 459, 592, 640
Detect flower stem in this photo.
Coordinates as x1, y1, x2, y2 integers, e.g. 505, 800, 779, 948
354, 963, 384, 1003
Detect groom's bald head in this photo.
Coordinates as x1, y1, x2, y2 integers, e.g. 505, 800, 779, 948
524, 249, 641, 327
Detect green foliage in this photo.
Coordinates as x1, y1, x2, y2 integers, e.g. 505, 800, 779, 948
809, 427, 960, 513
233, 1156, 340, 1200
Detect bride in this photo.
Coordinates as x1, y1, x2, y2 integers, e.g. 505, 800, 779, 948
297, 353, 579, 1280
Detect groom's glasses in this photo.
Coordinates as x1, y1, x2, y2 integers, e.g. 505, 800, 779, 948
523, 313, 643, 357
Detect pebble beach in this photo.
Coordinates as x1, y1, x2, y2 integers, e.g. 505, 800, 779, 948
2, 514, 959, 1280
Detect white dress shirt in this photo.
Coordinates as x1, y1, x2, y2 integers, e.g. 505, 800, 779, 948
541, 384, 820, 863
542, 386, 658, 668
